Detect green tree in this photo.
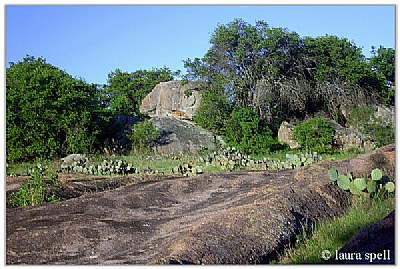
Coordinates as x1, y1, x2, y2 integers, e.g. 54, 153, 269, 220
106, 67, 177, 117
369, 46, 395, 105
6, 56, 102, 162
193, 86, 231, 134
185, 19, 393, 132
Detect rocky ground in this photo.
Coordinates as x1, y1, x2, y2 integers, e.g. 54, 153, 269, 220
6, 144, 395, 264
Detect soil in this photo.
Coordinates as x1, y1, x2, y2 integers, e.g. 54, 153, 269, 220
6, 144, 395, 264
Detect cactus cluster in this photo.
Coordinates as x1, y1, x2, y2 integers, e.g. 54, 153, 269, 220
328, 167, 395, 196
171, 163, 203, 177
198, 147, 268, 171
267, 152, 322, 170
191, 147, 323, 173
60, 158, 137, 175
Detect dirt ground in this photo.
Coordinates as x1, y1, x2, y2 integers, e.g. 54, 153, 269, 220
6, 144, 395, 264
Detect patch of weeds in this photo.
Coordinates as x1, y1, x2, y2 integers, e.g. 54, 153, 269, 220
278, 195, 395, 264
8, 163, 60, 207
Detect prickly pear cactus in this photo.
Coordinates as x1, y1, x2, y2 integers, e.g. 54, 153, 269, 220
353, 178, 367, 191
337, 174, 350, 191
371, 168, 383, 181
328, 168, 338, 182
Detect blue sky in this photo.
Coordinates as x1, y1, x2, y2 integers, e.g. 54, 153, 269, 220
6, 5, 396, 85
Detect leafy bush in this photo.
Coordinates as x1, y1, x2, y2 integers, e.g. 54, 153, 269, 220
224, 108, 283, 154
193, 88, 231, 134
363, 119, 395, 148
6, 56, 102, 162
128, 120, 160, 153
9, 164, 59, 207
347, 107, 375, 129
293, 118, 334, 153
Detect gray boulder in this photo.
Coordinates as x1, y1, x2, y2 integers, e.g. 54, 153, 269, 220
150, 117, 224, 155
61, 154, 87, 164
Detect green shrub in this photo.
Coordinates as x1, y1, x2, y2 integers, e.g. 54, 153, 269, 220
128, 120, 160, 153
192, 88, 231, 134
183, 89, 192, 98
224, 108, 283, 154
9, 164, 59, 207
293, 118, 334, 153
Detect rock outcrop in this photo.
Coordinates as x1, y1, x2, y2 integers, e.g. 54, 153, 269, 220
140, 81, 203, 120
277, 121, 300, 149
150, 117, 224, 154
6, 144, 395, 264
139, 80, 222, 154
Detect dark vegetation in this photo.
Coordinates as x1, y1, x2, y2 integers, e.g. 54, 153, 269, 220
7, 19, 395, 163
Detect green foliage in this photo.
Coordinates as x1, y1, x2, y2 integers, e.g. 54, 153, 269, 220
279, 195, 395, 264
6, 56, 103, 162
9, 164, 59, 207
128, 120, 161, 153
293, 118, 334, 153
362, 118, 395, 148
183, 89, 192, 98
329, 168, 395, 197
224, 108, 283, 154
369, 46, 395, 105
192, 87, 231, 134
184, 19, 393, 131
346, 107, 374, 128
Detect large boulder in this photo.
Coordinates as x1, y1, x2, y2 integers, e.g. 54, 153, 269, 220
150, 117, 224, 154
140, 81, 203, 120
277, 121, 300, 149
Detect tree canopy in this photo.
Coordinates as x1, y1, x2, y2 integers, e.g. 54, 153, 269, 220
6, 57, 178, 162
6, 56, 103, 162
185, 19, 393, 131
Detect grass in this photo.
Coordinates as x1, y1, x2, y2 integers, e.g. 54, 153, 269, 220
278, 195, 395, 264
7, 148, 363, 177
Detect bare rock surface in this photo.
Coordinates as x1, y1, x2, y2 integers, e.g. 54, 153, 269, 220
140, 80, 203, 120
150, 117, 222, 154
6, 145, 394, 264
277, 121, 300, 149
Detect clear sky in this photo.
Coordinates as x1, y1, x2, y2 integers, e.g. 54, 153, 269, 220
6, 5, 396, 85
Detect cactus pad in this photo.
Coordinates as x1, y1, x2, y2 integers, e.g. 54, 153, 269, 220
371, 168, 383, 181
353, 178, 367, 191
328, 168, 338, 182
337, 174, 350, 191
